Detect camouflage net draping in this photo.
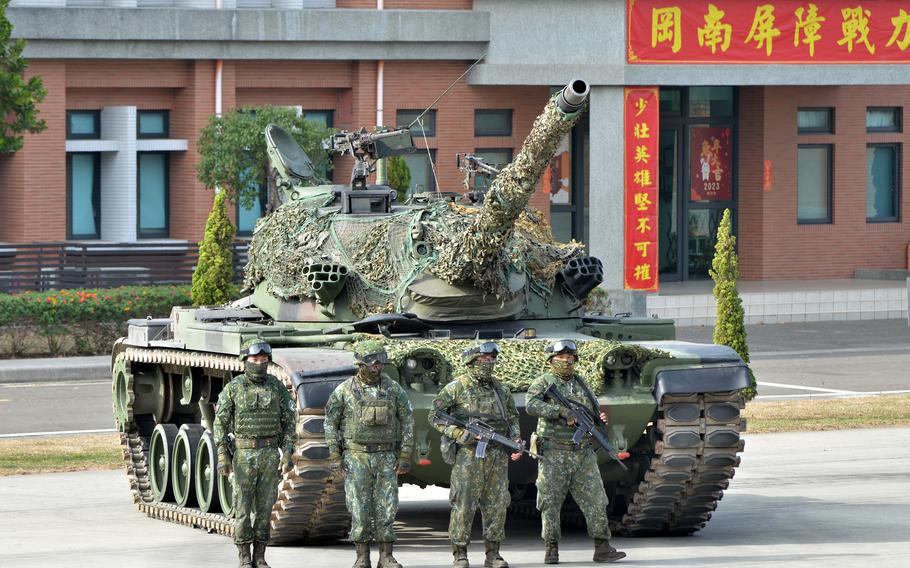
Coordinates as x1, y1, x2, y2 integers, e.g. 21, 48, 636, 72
351, 334, 670, 395
243, 92, 588, 317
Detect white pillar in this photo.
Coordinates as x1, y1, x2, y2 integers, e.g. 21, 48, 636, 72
100, 106, 137, 242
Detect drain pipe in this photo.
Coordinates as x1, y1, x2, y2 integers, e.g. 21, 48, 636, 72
374, 0, 387, 185
215, 0, 224, 117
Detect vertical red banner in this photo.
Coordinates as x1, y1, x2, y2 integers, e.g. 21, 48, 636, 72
624, 87, 660, 292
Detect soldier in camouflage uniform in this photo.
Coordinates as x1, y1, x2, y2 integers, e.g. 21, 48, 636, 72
430, 341, 522, 568
526, 339, 626, 564
215, 339, 297, 568
324, 340, 414, 568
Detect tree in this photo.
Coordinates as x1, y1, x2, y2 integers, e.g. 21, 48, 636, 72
191, 192, 236, 306
0, 0, 47, 153
387, 155, 411, 203
709, 208, 756, 400
196, 106, 333, 213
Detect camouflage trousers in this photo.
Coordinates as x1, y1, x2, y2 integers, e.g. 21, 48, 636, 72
343, 450, 399, 543
233, 447, 281, 545
448, 445, 510, 546
536, 445, 610, 542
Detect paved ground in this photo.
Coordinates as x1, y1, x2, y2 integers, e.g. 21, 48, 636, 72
2, 427, 908, 568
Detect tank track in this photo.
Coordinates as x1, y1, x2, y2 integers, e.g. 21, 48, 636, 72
114, 347, 349, 544
507, 391, 745, 536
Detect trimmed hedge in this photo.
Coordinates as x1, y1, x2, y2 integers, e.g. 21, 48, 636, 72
0, 285, 192, 357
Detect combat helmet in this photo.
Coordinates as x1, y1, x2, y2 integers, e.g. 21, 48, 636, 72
239, 338, 273, 361
461, 341, 500, 365
545, 339, 578, 361
352, 339, 389, 366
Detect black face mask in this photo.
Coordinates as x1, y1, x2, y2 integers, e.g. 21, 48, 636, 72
245, 360, 268, 380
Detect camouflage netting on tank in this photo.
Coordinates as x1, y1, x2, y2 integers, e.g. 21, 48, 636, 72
351, 334, 670, 395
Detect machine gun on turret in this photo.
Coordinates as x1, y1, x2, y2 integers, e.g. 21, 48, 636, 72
324, 127, 415, 190
456, 153, 502, 204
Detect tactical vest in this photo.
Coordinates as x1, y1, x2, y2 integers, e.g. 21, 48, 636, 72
233, 375, 284, 439
343, 377, 400, 445
449, 375, 510, 437
535, 373, 598, 442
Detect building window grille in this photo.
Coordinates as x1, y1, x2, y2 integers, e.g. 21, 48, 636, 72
67, 111, 100, 140
866, 144, 900, 222
397, 109, 436, 137
137, 110, 169, 138
797, 108, 834, 134
400, 149, 437, 197
474, 110, 513, 137
866, 108, 901, 133
67, 153, 101, 239
137, 152, 169, 238
797, 144, 833, 223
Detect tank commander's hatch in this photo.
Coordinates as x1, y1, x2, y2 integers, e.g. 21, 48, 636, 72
265, 124, 316, 182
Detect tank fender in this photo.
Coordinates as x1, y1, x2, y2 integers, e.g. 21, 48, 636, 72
654, 364, 751, 401
290, 366, 357, 412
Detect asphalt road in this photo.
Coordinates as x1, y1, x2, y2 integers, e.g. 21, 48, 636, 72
2, 427, 908, 568
1, 320, 908, 437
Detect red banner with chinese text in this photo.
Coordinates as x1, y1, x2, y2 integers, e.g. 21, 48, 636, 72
624, 87, 660, 292
628, 0, 910, 63
690, 126, 733, 202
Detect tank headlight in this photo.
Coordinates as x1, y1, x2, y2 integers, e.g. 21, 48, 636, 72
405, 358, 418, 370
605, 356, 616, 366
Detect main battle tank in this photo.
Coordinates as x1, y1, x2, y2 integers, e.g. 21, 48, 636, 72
111, 79, 750, 544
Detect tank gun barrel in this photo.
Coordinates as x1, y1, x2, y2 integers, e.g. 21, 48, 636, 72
557, 79, 591, 114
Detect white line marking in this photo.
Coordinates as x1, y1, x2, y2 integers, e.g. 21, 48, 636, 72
0, 428, 116, 439
752, 346, 909, 358
757, 381, 858, 394
756, 389, 910, 400
0, 381, 110, 389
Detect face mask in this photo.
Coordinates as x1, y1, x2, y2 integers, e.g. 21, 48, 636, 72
245, 360, 268, 380
359, 365, 382, 385
551, 358, 575, 378
469, 359, 495, 383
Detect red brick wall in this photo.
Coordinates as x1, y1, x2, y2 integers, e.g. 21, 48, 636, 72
337, 0, 472, 9
737, 85, 910, 279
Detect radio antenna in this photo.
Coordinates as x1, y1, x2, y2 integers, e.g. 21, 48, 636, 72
407, 53, 486, 129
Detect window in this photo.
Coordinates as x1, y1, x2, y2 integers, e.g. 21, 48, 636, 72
67, 111, 100, 139
237, 184, 267, 236
400, 150, 437, 196
396, 109, 436, 137
67, 153, 101, 239
688, 86, 734, 118
302, 110, 334, 128
474, 110, 512, 137
867, 144, 900, 222
137, 153, 169, 237
472, 149, 512, 189
797, 108, 834, 134
137, 110, 169, 138
866, 107, 901, 133
797, 145, 833, 223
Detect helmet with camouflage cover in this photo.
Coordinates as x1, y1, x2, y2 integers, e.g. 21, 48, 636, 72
461, 341, 501, 366
239, 338, 273, 361
352, 339, 389, 366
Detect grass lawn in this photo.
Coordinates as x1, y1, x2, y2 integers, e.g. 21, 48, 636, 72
0, 433, 121, 476
744, 394, 910, 433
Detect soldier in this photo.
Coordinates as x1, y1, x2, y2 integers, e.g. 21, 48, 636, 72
526, 339, 626, 564
324, 340, 414, 568
215, 339, 297, 568
430, 341, 522, 568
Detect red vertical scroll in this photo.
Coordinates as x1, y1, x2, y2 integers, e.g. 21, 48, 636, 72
624, 87, 660, 292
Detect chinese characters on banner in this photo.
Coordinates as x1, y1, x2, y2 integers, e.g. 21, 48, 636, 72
690, 126, 732, 202
628, 0, 910, 63
624, 87, 659, 292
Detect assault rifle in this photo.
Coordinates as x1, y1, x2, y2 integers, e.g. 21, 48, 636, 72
433, 409, 540, 460
541, 383, 628, 471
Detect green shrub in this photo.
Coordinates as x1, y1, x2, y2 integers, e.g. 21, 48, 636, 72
387, 155, 412, 203
709, 208, 756, 400
191, 191, 237, 306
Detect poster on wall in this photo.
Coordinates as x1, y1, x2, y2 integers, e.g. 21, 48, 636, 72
689, 126, 732, 202
624, 87, 660, 292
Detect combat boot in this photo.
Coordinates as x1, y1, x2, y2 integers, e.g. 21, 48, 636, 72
544, 541, 559, 564
452, 544, 469, 568
377, 542, 403, 568
483, 541, 508, 568
353, 542, 372, 568
252, 542, 271, 568
593, 539, 626, 563
236, 544, 253, 568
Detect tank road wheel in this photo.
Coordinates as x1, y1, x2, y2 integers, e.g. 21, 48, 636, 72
112, 356, 133, 431
218, 461, 236, 518
195, 430, 222, 513
172, 424, 205, 507
150, 423, 179, 502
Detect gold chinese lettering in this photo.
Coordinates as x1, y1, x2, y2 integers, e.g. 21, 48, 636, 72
636, 217, 652, 234
634, 192, 653, 211
794, 3, 826, 57
634, 145, 651, 164
698, 4, 732, 54
633, 122, 650, 139
651, 7, 682, 53
837, 7, 875, 54
746, 5, 782, 56
634, 241, 653, 258
887, 9, 910, 51
633, 170, 652, 188
635, 97, 648, 117
634, 263, 652, 281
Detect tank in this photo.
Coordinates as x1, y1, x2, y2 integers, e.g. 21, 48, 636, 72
111, 79, 750, 543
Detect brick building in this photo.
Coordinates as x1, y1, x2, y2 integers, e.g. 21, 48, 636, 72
3, 0, 910, 299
